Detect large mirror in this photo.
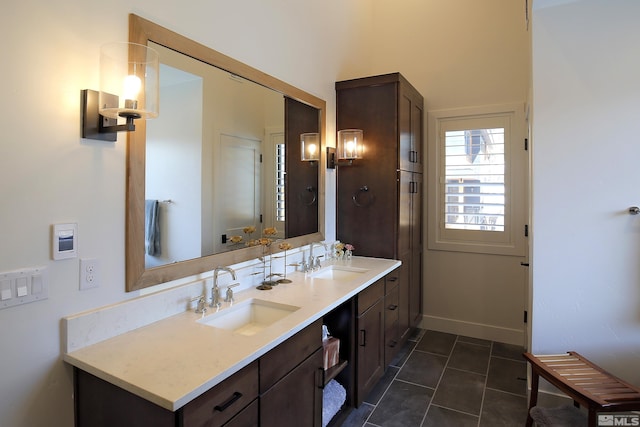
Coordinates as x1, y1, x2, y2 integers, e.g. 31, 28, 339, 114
126, 14, 325, 291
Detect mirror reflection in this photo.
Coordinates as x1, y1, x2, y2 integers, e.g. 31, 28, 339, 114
126, 14, 324, 291
145, 43, 289, 268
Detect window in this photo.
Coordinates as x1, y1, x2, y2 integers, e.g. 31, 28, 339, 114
428, 104, 526, 256
444, 128, 505, 232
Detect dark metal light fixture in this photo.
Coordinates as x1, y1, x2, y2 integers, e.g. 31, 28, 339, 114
81, 42, 159, 141
301, 133, 320, 162
327, 129, 364, 168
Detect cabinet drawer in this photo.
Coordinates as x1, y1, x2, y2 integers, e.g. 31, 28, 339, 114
384, 284, 400, 329
385, 274, 400, 294
357, 278, 384, 316
222, 399, 258, 427
181, 360, 258, 427
260, 319, 322, 393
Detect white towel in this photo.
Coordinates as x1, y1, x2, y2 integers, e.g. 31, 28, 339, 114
322, 379, 346, 427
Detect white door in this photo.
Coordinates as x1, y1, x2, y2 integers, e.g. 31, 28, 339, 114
215, 133, 262, 252
426, 103, 529, 346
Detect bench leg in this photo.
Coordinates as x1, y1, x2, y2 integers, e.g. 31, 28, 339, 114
588, 407, 597, 427
526, 371, 540, 427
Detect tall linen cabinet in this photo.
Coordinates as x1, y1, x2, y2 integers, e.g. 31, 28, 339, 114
335, 72, 424, 355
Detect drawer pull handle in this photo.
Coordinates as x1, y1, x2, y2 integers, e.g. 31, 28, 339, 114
359, 329, 366, 347
214, 392, 243, 412
389, 340, 398, 348
387, 276, 398, 282
317, 367, 326, 389
387, 304, 398, 311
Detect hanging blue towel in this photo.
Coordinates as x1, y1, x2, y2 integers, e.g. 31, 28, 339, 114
145, 199, 161, 256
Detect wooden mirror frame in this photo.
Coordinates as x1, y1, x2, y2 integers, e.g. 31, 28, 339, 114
126, 14, 326, 291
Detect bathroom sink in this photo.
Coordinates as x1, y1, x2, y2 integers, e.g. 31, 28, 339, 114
198, 298, 300, 336
310, 265, 369, 281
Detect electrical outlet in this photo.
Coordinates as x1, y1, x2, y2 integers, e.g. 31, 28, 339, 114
79, 258, 100, 290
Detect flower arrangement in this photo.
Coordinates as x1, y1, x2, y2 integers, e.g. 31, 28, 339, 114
246, 226, 278, 248
278, 242, 292, 251
335, 243, 355, 260
275, 242, 293, 283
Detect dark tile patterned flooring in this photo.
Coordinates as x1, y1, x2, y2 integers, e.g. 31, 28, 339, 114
340, 329, 539, 427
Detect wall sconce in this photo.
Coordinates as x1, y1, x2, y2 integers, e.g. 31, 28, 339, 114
81, 42, 159, 141
327, 129, 364, 169
300, 132, 320, 162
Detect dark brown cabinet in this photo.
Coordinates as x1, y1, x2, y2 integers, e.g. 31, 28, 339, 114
336, 72, 424, 347
383, 274, 400, 366
73, 321, 322, 427
261, 348, 323, 427
260, 319, 323, 427
181, 360, 259, 427
355, 279, 384, 406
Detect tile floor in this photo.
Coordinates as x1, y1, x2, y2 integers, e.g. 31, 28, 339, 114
340, 329, 568, 427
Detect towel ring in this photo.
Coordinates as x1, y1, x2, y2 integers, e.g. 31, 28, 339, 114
299, 186, 317, 206
352, 185, 375, 207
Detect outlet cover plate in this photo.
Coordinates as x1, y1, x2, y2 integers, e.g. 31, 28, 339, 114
79, 258, 99, 290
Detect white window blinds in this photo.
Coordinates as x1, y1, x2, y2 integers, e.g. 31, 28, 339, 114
444, 128, 505, 232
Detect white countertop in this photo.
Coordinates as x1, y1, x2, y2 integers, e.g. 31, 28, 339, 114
63, 256, 400, 411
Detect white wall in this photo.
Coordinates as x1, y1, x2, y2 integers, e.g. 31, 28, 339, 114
531, 0, 640, 385
368, 0, 531, 343
146, 78, 203, 267
0, 1, 370, 426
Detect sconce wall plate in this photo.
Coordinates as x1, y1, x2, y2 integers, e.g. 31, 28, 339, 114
327, 147, 336, 169
81, 89, 118, 141
326, 146, 356, 169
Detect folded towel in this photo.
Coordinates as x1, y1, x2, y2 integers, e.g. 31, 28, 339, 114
322, 379, 346, 427
145, 200, 161, 256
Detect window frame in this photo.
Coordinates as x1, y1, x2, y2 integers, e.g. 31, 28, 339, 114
427, 104, 526, 256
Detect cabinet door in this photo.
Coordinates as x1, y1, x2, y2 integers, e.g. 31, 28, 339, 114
399, 79, 424, 173
409, 173, 423, 327
260, 348, 323, 427
356, 299, 384, 406
398, 170, 413, 340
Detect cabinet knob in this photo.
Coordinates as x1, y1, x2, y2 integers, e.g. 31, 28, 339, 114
387, 304, 398, 311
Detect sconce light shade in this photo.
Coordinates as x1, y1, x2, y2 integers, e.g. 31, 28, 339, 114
337, 129, 364, 160
301, 133, 320, 161
81, 42, 159, 141
99, 42, 159, 120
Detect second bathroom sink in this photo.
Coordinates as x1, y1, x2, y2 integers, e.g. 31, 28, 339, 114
198, 298, 300, 336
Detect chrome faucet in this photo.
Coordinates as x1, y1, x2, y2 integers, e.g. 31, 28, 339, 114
211, 266, 237, 308
308, 242, 327, 271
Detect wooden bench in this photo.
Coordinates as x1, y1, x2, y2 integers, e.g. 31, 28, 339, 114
523, 352, 640, 427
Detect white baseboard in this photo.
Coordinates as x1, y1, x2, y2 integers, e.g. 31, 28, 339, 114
420, 314, 524, 346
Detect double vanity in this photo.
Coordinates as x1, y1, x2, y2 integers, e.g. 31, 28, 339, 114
64, 256, 402, 426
